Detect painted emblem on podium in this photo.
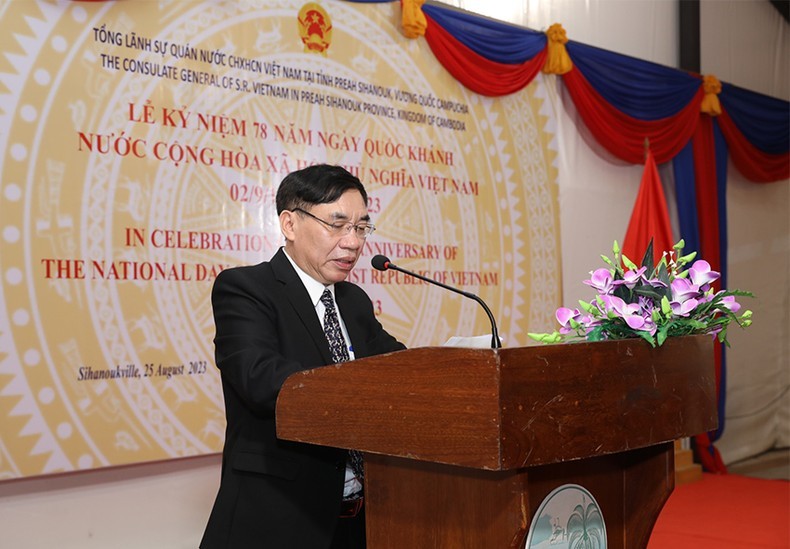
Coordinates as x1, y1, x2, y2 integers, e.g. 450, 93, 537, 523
297, 3, 332, 55
524, 484, 607, 548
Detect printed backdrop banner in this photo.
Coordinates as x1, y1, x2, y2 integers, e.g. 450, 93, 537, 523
0, 0, 560, 478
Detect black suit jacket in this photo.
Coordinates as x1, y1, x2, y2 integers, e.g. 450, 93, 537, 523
200, 248, 405, 549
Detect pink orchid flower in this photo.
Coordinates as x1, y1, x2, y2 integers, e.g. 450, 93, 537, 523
555, 307, 595, 334
688, 260, 720, 288
719, 294, 741, 313
584, 268, 614, 294
556, 307, 579, 334
671, 298, 699, 317
600, 295, 653, 332
671, 278, 700, 304
613, 266, 647, 290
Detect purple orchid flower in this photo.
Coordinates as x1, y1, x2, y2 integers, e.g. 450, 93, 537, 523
600, 295, 654, 332
718, 294, 741, 313
556, 307, 594, 334
583, 318, 603, 335
644, 277, 668, 289
671, 298, 699, 317
707, 325, 724, 338
670, 278, 702, 316
584, 268, 615, 294
556, 307, 579, 334
671, 278, 700, 303
612, 266, 647, 290
639, 316, 658, 336
688, 260, 720, 289
638, 295, 655, 315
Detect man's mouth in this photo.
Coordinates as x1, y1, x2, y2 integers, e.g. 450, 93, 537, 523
333, 257, 356, 269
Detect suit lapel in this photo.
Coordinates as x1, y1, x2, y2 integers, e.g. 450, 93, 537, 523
270, 249, 333, 365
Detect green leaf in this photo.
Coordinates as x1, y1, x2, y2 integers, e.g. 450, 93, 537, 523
528, 331, 563, 344
636, 330, 657, 347
640, 238, 655, 272
613, 283, 632, 302
621, 254, 638, 271
545, 238, 752, 350
657, 262, 670, 287
678, 251, 697, 265
633, 286, 664, 300
586, 326, 605, 342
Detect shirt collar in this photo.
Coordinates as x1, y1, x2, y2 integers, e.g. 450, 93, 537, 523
282, 248, 333, 308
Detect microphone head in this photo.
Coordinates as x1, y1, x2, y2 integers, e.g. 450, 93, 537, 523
371, 255, 390, 271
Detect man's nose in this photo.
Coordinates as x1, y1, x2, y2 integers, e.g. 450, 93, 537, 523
338, 230, 363, 248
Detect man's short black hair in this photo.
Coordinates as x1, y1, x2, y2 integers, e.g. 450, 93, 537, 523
276, 164, 368, 214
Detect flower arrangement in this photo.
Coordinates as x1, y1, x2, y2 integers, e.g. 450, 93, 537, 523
529, 240, 752, 347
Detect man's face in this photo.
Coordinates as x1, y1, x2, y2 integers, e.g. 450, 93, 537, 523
281, 189, 369, 285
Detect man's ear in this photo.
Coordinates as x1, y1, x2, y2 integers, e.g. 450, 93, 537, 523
279, 210, 296, 242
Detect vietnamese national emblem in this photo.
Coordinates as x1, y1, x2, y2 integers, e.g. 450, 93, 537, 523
297, 3, 332, 56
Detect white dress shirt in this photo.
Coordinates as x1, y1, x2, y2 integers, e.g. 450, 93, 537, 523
282, 250, 361, 497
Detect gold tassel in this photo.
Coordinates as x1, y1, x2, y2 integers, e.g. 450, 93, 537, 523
543, 23, 572, 75
700, 74, 722, 116
402, 0, 427, 39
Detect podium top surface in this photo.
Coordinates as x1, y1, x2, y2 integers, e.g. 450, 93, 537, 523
276, 335, 716, 470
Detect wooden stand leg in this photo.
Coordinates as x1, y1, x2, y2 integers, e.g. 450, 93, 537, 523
365, 454, 529, 548
365, 443, 674, 548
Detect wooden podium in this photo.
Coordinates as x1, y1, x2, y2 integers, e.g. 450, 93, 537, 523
276, 335, 715, 548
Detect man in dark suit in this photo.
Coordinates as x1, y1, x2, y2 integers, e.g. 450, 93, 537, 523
200, 164, 405, 549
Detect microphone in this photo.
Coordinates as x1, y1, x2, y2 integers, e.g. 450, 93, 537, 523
371, 254, 501, 349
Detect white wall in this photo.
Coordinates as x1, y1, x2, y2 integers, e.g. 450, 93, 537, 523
701, 0, 789, 100
717, 164, 790, 462
441, 0, 679, 67
700, 0, 790, 463
442, 0, 682, 340
0, 455, 219, 548
446, 0, 790, 466
0, 2, 786, 548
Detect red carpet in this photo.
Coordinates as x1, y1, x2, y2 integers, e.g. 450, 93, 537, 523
648, 473, 790, 548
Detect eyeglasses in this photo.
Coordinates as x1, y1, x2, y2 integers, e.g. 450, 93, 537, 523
293, 208, 376, 239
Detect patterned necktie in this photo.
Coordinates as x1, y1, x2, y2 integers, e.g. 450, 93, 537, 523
320, 289, 364, 485
321, 288, 349, 363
